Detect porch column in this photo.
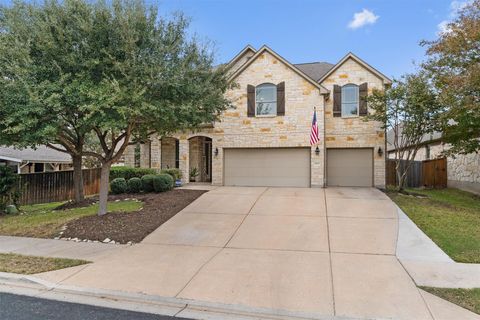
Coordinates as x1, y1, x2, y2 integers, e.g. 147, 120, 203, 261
139, 141, 151, 168
179, 138, 189, 184
211, 139, 222, 186
150, 136, 161, 170
124, 144, 136, 167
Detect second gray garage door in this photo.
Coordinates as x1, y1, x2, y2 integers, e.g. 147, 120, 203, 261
327, 148, 373, 187
224, 148, 310, 187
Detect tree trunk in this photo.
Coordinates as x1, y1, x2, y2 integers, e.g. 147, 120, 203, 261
72, 155, 85, 203
97, 161, 112, 216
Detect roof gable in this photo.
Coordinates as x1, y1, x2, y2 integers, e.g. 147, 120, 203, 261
318, 52, 392, 85
226, 45, 256, 68
229, 45, 329, 94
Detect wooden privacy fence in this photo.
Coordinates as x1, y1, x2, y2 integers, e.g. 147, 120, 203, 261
386, 158, 447, 188
17, 168, 101, 205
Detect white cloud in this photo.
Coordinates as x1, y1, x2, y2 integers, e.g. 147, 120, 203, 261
437, 0, 472, 34
437, 20, 451, 34
348, 9, 379, 29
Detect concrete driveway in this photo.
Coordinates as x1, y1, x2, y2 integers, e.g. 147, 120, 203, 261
45, 187, 476, 320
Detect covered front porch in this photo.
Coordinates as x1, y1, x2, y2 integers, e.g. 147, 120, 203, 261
125, 135, 213, 184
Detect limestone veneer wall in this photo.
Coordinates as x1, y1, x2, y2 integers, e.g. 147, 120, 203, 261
321, 58, 386, 188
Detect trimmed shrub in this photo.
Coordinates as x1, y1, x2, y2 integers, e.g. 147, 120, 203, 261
160, 168, 182, 181
110, 166, 156, 181
141, 174, 156, 192
110, 178, 128, 194
152, 174, 174, 193
0, 166, 20, 213
127, 177, 142, 193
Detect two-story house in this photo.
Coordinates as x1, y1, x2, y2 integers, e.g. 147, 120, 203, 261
125, 45, 391, 188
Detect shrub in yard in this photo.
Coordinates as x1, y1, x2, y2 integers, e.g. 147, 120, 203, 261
110, 178, 128, 194
152, 174, 173, 193
160, 168, 182, 181
127, 177, 142, 193
0, 166, 20, 213
110, 166, 156, 181
141, 174, 156, 192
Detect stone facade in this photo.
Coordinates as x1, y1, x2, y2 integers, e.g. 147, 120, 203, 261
127, 47, 388, 188
322, 58, 386, 187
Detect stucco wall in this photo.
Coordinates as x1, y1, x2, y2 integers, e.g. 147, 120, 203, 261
321, 58, 386, 187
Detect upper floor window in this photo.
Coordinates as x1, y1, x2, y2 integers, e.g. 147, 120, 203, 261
255, 83, 277, 116
341, 84, 359, 117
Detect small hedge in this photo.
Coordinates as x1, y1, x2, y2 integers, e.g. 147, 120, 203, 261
152, 174, 174, 193
127, 177, 142, 193
110, 178, 128, 194
141, 174, 156, 192
110, 166, 156, 181
160, 168, 182, 181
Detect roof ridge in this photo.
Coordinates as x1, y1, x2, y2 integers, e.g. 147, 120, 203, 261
294, 61, 333, 65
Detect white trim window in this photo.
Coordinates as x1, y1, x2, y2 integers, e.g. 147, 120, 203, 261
341, 84, 359, 117
255, 83, 277, 116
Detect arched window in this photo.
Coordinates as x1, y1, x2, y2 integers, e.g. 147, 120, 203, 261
341, 84, 359, 117
255, 83, 277, 116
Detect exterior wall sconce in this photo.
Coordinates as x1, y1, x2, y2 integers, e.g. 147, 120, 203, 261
377, 147, 383, 157
214, 147, 219, 157
315, 146, 320, 156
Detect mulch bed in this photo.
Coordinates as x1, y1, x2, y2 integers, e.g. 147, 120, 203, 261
61, 189, 206, 244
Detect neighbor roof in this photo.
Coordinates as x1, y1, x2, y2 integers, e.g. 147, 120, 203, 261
386, 127, 443, 152
294, 62, 335, 82
0, 145, 72, 163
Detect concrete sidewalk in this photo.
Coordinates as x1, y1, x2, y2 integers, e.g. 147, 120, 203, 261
0, 235, 125, 262
396, 207, 480, 288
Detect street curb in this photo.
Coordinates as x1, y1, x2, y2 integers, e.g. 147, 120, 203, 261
0, 272, 369, 320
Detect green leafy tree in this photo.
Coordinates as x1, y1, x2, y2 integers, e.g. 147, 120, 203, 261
421, 0, 480, 154
367, 73, 442, 191
0, 0, 232, 215
0, 0, 99, 203
81, 1, 232, 215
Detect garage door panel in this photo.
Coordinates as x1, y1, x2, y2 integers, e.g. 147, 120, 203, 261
327, 149, 373, 187
224, 148, 310, 187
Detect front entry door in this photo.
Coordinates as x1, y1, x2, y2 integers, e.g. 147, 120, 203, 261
203, 140, 212, 182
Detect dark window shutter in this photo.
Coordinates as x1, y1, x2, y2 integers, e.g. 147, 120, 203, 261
359, 82, 368, 116
247, 85, 255, 117
276, 81, 285, 116
333, 85, 341, 117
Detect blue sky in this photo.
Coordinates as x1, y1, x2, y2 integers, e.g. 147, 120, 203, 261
153, 0, 463, 79
0, 0, 464, 79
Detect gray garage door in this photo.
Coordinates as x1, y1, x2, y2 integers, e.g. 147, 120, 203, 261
224, 148, 310, 187
327, 148, 373, 187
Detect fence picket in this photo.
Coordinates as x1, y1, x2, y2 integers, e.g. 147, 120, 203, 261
386, 158, 447, 189
17, 168, 102, 205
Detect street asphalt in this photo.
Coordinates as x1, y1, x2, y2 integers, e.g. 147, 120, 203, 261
0, 292, 191, 320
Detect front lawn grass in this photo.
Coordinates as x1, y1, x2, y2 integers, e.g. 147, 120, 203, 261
0, 253, 89, 274
0, 200, 143, 239
389, 188, 480, 263
421, 287, 480, 315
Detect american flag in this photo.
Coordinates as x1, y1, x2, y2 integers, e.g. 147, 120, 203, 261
310, 109, 320, 145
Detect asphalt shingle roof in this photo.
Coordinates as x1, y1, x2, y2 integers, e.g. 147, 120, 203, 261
294, 62, 335, 82
0, 145, 72, 163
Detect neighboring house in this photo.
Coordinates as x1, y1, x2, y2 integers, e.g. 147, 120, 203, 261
127, 45, 391, 188
387, 131, 480, 194
0, 145, 73, 174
